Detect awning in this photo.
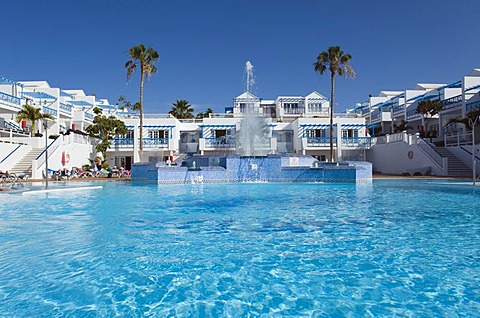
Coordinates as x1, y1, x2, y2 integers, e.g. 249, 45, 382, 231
199, 124, 236, 129
341, 124, 367, 129
300, 124, 336, 129
0, 76, 24, 87
22, 91, 57, 100
142, 125, 175, 129
70, 100, 93, 107
60, 91, 74, 99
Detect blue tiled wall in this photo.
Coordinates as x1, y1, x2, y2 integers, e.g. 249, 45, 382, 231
132, 156, 372, 184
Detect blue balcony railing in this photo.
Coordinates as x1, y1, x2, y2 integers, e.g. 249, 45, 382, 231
85, 113, 94, 120
406, 109, 420, 120
60, 102, 73, 112
306, 137, 337, 146
0, 91, 21, 106
42, 106, 57, 116
341, 137, 372, 147
113, 138, 134, 147
205, 137, 236, 148
143, 138, 168, 148
442, 95, 462, 110
392, 105, 404, 114
466, 100, 480, 112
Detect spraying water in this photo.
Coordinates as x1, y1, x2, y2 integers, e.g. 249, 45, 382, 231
236, 61, 271, 156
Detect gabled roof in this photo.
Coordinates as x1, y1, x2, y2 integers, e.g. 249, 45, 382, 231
235, 91, 258, 100
18, 81, 51, 89
414, 83, 445, 90
379, 91, 403, 97
467, 68, 480, 76
305, 91, 328, 100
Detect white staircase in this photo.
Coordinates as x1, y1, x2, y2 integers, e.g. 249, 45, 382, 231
435, 147, 472, 177
10, 147, 44, 176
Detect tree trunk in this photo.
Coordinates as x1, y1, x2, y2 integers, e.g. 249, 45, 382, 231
139, 70, 144, 152
330, 73, 335, 162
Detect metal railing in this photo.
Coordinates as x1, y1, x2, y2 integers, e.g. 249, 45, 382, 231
306, 137, 337, 146
444, 131, 473, 147
442, 95, 462, 110
113, 138, 134, 147
406, 109, 420, 120
42, 106, 57, 116
143, 138, 168, 148
341, 137, 372, 148
416, 138, 446, 172
35, 136, 62, 169
0, 144, 22, 165
205, 137, 236, 148
0, 91, 21, 105
392, 105, 404, 114
466, 100, 480, 112
60, 102, 73, 112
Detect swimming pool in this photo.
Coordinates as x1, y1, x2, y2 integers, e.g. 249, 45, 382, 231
0, 180, 479, 316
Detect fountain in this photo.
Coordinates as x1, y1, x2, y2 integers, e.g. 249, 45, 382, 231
131, 61, 372, 184
236, 61, 271, 157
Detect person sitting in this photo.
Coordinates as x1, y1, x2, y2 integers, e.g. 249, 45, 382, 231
60, 168, 70, 180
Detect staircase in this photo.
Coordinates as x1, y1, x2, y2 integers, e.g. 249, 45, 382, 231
10, 147, 44, 176
435, 147, 472, 177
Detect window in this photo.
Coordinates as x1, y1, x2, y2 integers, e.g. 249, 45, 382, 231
148, 130, 168, 139
214, 130, 227, 138
342, 129, 358, 138
306, 129, 326, 138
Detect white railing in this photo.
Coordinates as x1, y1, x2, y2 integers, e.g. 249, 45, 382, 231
371, 132, 409, 145
444, 132, 473, 147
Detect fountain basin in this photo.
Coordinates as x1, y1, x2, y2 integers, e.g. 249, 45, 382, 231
132, 155, 372, 184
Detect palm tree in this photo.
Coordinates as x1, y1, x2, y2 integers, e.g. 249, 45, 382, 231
169, 100, 195, 119
16, 104, 55, 136
125, 44, 160, 152
314, 46, 355, 162
196, 107, 214, 119
204, 108, 214, 118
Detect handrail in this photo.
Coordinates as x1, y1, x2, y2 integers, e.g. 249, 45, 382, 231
35, 138, 62, 170
460, 146, 480, 161
416, 138, 445, 171
36, 136, 61, 160
0, 144, 21, 164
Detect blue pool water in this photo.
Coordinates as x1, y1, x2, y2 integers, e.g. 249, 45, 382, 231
0, 180, 479, 316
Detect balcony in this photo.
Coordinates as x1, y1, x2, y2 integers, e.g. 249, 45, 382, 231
341, 137, 372, 148
406, 109, 421, 120
283, 108, 305, 115
42, 106, 57, 116
392, 105, 404, 115
442, 95, 462, 111
204, 137, 236, 149
143, 138, 168, 149
112, 138, 134, 148
305, 137, 337, 147
85, 113, 94, 121
466, 100, 480, 112
0, 91, 21, 108
59, 103, 73, 117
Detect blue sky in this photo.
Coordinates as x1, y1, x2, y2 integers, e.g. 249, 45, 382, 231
2, 0, 479, 114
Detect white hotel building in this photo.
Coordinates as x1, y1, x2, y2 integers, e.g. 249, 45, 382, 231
1, 69, 479, 178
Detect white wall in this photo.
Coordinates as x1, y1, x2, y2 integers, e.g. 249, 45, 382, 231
0, 142, 31, 171
31, 134, 96, 178
367, 142, 444, 175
